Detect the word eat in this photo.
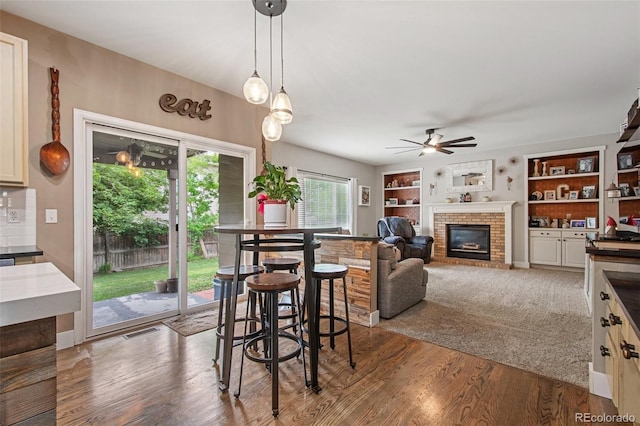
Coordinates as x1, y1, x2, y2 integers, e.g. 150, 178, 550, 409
159, 94, 212, 120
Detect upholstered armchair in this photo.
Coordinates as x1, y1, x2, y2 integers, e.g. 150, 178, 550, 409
377, 242, 428, 319
377, 216, 434, 263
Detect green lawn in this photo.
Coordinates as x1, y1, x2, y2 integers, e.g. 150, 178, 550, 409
92, 257, 219, 301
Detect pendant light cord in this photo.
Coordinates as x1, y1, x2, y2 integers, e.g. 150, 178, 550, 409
269, 14, 273, 106
280, 0, 284, 88
253, 5, 257, 70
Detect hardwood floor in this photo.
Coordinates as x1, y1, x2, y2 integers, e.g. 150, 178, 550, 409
55, 324, 620, 425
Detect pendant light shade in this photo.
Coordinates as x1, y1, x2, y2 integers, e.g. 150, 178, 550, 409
262, 114, 282, 141
115, 150, 130, 163
271, 87, 293, 124
243, 71, 269, 104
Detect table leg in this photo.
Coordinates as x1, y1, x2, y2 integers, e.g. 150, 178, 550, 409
219, 233, 242, 391
303, 233, 321, 393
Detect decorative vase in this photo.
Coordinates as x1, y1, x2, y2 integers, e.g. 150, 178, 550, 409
263, 200, 288, 227
533, 159, 540, 177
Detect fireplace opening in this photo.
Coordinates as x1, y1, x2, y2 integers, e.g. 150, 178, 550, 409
446, 224, 490, 261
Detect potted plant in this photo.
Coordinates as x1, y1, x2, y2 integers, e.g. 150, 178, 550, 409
248, 161, 302, 226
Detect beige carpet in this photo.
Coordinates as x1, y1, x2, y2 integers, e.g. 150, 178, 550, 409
378, 263, 591, 388
163, 309, 217, 337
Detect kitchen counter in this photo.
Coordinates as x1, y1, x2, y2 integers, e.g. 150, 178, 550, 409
586, 246, 640, 259
603, 270, 640, 338
0, 245, 43, 259
0, 262, 81, 326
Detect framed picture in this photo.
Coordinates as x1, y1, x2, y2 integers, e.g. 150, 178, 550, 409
412, 180, 420, 186
617, 152, 634, 170
568, 190, 580, 200
576, 156, 595, 173
387, 198, 398, 206
532, 216, 550, 227
549, 166, 565, 175
586, 217, 597, 229
358, 185, 370, 206
581, 184, 597, 199
570, 219, 586, 228
618, 182, 631, 197
634, 186, 640, 196
544, 190, 556, 200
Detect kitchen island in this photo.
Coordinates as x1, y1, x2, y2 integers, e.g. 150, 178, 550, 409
0, 262, 81, 425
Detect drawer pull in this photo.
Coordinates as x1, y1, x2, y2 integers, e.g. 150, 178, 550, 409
620, 341, 639, 359
600, 345, 610, 357
608, 313, 622, 326
600, 317, 610, 327
599, 292, 610, 301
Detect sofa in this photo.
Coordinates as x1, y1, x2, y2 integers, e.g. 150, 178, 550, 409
377, 216, 434, 263
377, 242, 428, 319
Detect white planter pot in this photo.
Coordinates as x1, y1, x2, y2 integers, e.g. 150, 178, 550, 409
263, 200, 288, 227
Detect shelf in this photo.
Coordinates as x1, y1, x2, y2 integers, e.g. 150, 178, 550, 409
617, 167, 640, 174
528, 172, 599, 181
384, 185, 420, 191
385, 204, 420, 208
529, 199, 598, 204
619, 196, 640, 202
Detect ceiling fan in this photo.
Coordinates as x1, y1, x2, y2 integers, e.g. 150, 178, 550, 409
386, 129, 477, 156
108, 140, 168, 166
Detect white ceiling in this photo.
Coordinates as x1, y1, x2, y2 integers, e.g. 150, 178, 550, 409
2, 1, 639, 166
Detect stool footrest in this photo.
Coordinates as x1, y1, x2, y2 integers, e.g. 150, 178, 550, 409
317, 315, 349, 337
243, 332, 302, 364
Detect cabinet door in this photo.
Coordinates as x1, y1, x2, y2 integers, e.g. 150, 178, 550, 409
562, 237, 586, 268
530, 237, 561, 265
0, 32, 28, 186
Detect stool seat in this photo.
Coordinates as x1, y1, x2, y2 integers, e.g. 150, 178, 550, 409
246, 273, 299, 292
262, 257, 301, 271
216, 265, 264, 281
312, 263, 348, 279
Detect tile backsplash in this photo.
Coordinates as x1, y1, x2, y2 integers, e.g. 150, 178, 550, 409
0, 188, 36, 247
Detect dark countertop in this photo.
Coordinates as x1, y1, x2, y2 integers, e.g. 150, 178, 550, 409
0, 246, 44, 259
603, 271, 640, 338
586, 246, 640, 259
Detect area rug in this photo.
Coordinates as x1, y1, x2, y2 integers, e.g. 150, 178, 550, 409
378, 263, 591, 388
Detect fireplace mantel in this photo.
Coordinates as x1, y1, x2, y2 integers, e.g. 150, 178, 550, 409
428, 201, 516, 268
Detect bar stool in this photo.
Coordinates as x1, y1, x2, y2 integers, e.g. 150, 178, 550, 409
212, 265, 263, 364
262, 257, 301, 330
235, 273, 307, 418
312, 263, 355, 368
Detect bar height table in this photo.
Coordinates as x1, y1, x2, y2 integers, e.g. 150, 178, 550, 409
214, 225, 341, 394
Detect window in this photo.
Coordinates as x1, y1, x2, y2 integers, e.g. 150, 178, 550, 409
296, 170, 352, 232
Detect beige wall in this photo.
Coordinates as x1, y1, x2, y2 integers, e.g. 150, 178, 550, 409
1, 12, 266, 332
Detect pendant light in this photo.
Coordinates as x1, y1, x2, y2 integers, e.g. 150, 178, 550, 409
271, 4, 293, 124
261, 12, 282, 141
243, 5, 268, 104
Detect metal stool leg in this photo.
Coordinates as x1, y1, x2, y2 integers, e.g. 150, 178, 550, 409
329, 278, 336, 350
213, 278, 227, 363
342, 276, 355, 368
234, 290, 252, 398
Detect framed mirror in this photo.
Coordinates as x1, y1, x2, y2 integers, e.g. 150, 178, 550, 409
446, 159, 493, 193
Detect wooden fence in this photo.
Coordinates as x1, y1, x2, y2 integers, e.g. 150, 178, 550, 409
93, 229, 218, 273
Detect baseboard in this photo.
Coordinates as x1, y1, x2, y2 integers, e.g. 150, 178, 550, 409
57, 330, 75, 350
589, 363, 612, 398
370, 310, 379, 327
513, 261, 529, 268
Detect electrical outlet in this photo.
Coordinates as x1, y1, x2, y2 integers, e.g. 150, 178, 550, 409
8, 209, 19, 223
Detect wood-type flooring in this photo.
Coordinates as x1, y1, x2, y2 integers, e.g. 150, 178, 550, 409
55, 323, 621, 425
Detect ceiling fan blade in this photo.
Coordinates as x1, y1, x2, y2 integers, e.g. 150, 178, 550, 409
436, 147, 454, 155
438, 142, 478, 148
441, 136, 475, 145
142, 151, 167, 159
399, 139, 425, 147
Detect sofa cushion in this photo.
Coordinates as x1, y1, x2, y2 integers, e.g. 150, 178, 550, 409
378, 242, 397, 270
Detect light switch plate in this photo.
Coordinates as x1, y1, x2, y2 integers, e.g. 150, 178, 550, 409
8, 209, 19, 223
45, 209, 58, 224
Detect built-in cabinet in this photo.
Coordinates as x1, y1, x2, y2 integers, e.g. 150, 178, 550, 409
382, 169, 422, 234
529, 229, 588, 268
0, 32, 29, 187
524, 147, 605, 268
615, 146, 640, 220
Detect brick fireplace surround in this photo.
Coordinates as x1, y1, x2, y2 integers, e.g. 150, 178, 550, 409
428, 201, 516, 269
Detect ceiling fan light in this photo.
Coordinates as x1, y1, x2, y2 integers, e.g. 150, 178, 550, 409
243, 71, 269, 104
429, 134, 443, 146
115, 150, 130, 163
422, 146, 436, 154
262, 114, 282, 141
271, 87, 293, 124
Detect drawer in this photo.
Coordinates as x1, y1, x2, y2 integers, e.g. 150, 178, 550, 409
605, 331, 618, 404
562, 230, 588, 239
621, 320, 640, 373
529, 229, 561, 238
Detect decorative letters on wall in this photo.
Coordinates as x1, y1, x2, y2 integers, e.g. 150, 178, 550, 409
158, 93, 212, 120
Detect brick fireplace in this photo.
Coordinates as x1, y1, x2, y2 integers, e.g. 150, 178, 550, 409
428, 201, 515, 269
